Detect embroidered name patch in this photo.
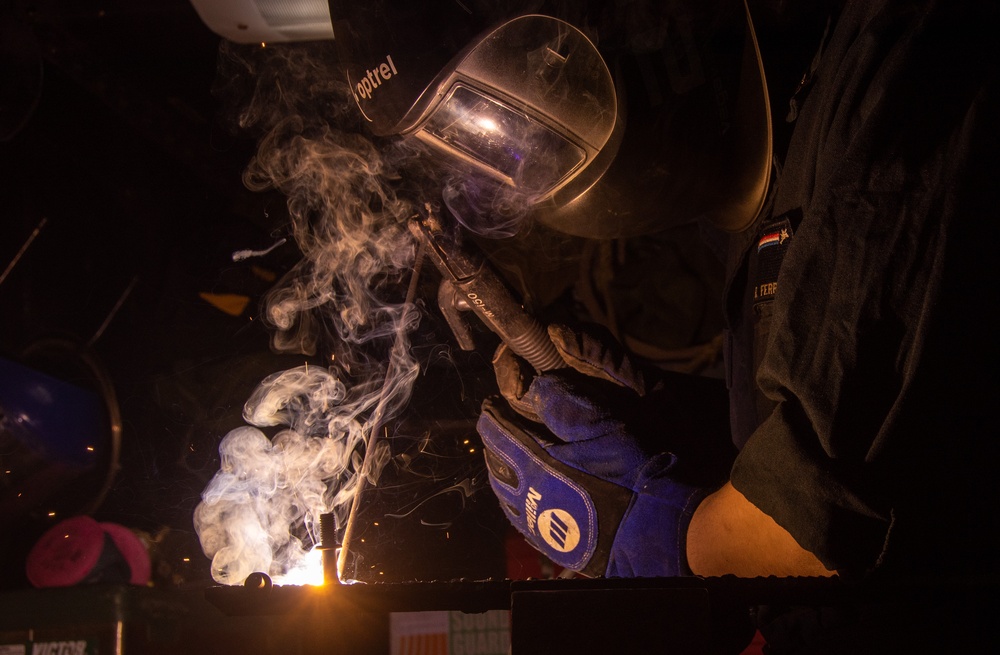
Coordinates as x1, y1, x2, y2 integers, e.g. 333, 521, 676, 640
753, 215, 795, 305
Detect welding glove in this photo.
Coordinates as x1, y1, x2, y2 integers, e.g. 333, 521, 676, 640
477, 323, 719, 578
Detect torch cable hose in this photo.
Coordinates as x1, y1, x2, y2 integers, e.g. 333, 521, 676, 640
506, 320, 564, 372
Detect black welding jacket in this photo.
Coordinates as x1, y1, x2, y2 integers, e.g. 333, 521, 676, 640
722, 0, 1000, 585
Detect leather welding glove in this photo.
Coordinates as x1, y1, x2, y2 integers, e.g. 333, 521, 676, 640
477, 323, 720, 578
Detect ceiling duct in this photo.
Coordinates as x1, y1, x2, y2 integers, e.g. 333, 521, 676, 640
189, 0, 334, 43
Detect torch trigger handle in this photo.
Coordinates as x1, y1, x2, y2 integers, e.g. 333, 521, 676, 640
437, 279, 476, 351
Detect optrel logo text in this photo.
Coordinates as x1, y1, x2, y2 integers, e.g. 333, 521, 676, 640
353, 54, 397, 102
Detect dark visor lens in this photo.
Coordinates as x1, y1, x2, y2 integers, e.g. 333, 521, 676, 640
419, 85, 586, 197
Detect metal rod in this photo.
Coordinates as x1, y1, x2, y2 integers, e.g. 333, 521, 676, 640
336, 237, 426, 582
0, 217, 48, 288
88, 275, 139, 347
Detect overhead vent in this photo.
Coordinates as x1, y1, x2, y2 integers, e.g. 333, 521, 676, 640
189, 0, 334, 43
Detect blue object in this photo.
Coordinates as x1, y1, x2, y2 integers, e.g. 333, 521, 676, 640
0, 355, 104, 466
477, 325, 708, 577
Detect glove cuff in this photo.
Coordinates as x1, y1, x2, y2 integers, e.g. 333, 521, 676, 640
606, 464, 708, 578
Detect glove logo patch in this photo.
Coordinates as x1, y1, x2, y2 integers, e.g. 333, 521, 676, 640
526, 487, 581, 554
538, 508, 580, 553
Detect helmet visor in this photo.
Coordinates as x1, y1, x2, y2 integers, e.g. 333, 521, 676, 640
417, 84, 587, 198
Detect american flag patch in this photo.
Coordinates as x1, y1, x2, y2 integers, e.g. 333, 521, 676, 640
758, 231, 783, 252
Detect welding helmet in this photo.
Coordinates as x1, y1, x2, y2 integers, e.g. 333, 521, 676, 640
329, 0, 771, 237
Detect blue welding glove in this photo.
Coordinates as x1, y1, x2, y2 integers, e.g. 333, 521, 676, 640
477, 323, 711, 578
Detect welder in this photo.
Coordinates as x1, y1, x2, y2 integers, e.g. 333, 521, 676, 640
333, 0, 1000, 651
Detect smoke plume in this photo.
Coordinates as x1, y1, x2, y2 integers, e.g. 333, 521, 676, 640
194, 41, 426, 585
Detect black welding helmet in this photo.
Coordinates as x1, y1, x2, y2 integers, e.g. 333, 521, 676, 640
329, 0, 771, 237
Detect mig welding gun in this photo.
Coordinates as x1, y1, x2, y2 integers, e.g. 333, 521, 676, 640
408, 210, 563, 372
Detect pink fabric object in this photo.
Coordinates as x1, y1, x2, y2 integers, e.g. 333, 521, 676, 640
100, 521, 151, 585
25, 515, 151, 587
25, 515, 105, 588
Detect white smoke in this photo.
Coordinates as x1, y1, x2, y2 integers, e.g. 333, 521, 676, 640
194, 364, 400, 585
194, 41, 425, 585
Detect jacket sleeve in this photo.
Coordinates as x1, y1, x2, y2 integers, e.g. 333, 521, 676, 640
730, 0, 1000, 577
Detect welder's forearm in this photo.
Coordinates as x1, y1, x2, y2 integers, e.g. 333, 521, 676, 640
686, 481, 836, 578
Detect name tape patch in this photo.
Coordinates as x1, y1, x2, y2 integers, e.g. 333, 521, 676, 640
753, 215, 795, 305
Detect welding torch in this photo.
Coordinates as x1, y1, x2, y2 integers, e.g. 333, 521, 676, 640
335, 208, 562, 584
408, 209, 564, 373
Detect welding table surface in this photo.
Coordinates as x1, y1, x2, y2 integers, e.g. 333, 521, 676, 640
201, 575, 913, 614
4, 577, 996, 655
203, 576, 997, 655
0, 581, 713, 655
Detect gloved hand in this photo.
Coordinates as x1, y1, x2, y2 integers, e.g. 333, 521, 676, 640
477, 323, 714, 578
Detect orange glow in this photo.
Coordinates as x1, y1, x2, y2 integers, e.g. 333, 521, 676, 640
271, 547, 325, 586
